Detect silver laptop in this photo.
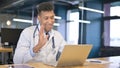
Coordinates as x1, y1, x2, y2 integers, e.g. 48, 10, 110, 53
56, 44, 92, 67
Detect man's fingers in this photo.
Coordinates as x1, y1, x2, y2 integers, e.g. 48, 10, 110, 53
40, 25, 44, 35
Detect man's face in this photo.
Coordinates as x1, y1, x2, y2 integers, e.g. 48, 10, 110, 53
38, 10, 55, 32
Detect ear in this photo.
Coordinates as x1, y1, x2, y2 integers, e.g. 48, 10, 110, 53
37, 15, 41, 23
38, 15, 40, 20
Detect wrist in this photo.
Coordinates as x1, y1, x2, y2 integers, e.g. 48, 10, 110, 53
33, 44, 42, 53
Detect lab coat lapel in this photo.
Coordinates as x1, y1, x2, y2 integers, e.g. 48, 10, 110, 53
41, 30, 55, 50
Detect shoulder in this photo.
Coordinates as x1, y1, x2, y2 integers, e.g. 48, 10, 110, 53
52, 29, 66, 44
52, 29, 60, 35
22, 25, 36, 33
52, 29, 63, 38
20, 25, 36, 37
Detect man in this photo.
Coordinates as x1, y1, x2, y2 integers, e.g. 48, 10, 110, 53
13, 2, 66, 66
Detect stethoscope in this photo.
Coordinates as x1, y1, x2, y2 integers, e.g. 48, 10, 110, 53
33, 24, 55, 49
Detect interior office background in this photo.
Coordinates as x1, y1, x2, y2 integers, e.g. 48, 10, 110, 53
0, 0, 120, 63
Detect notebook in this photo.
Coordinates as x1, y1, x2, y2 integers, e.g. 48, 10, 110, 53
56, 44, 92, 67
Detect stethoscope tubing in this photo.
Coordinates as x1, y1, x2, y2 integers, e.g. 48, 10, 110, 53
33, 24, 55, 48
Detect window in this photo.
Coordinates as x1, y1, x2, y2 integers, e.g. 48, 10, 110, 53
110, 6, 120, 47
103, 1, 120, 47
67, 10, 79, 44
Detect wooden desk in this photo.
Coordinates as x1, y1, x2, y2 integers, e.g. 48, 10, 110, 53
0, 47, 13, 64
28, 56, 120, 68
0, 56, 120, 68
0, 47, 13, 52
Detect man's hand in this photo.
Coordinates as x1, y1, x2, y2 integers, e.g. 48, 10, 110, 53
33, 25, 48, 53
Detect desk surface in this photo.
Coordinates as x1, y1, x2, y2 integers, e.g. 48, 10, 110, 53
0, 47, 13, 52
0, 56, 120, 68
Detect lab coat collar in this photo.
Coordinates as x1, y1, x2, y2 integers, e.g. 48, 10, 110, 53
49, 29, 54, 40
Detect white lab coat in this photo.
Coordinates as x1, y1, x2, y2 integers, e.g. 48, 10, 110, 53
13, 25, 67, 66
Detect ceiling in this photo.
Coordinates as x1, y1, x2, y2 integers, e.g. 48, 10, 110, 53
0, 0, 73, 16
0, 0, 119, 17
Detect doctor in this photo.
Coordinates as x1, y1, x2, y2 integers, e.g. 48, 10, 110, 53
13, 2, 66, 66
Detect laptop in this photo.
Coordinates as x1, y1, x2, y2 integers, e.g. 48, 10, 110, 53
55, 44, 92, 67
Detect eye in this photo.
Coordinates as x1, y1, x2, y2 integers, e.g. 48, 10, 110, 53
44, 17, 48, 20
51, 16, 54, 19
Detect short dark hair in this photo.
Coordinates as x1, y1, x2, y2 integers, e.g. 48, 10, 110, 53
37, 2, 54, 14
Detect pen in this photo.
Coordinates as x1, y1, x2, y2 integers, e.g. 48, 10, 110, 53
89, 60, 101, 63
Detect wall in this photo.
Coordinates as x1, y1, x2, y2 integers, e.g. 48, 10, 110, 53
78, 1, 103, 58
0, 14, 32, 64
85, 1, 103, 58
0, 14, 31, 29
54, 5, 68, 40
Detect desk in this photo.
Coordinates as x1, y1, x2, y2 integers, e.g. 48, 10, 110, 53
0, 47, 13, 52
0, 47, 13, 64
0, 56, 120, 68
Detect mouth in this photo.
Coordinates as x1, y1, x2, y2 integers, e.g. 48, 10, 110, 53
44, 24, 53, 31
46, 23, 53, 27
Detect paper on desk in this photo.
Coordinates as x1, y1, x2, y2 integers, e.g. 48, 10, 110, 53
86, 59, 111, 64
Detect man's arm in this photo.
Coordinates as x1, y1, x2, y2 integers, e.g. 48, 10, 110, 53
13, 28, 32, 64
33, 25, 48, 53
